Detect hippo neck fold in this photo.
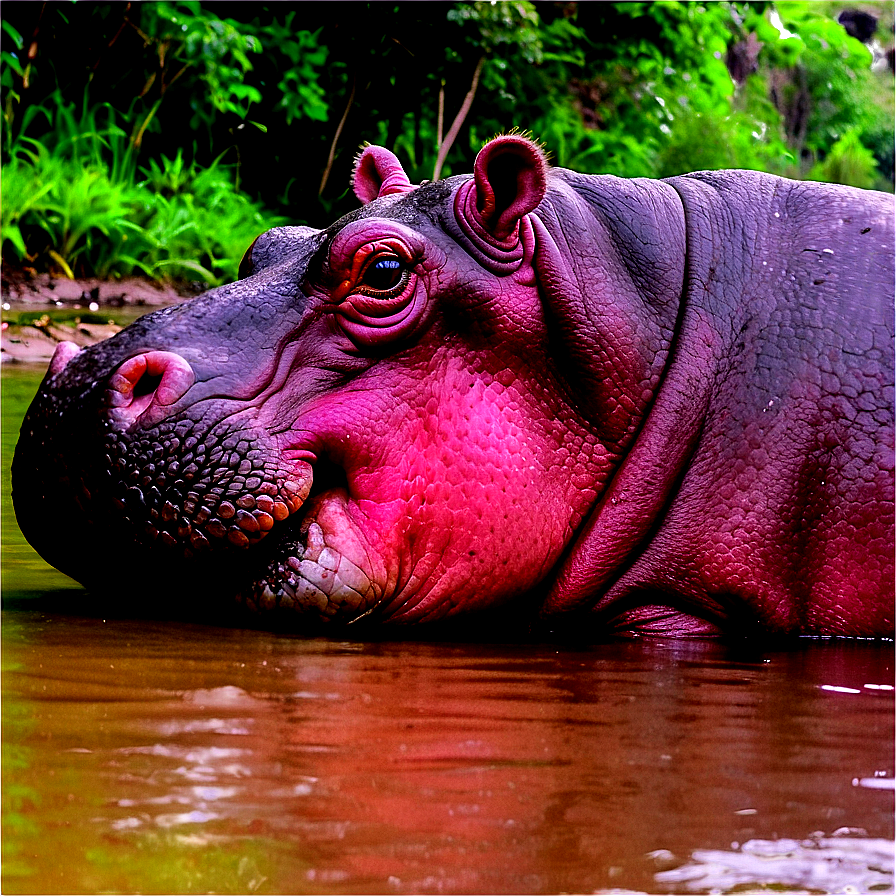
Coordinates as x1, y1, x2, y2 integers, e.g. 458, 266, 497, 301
545, 168, 895, 635
534, 171, 717, 618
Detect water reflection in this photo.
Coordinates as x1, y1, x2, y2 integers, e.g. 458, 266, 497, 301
656, 834, 894, 892
2, 610, 893, 894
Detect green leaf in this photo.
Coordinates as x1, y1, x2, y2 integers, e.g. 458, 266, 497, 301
229, 83, 262, 103
152, 258, 217, 279
1, 20, 24, 49
1, 223, 27, 258
1, 51, 24, 76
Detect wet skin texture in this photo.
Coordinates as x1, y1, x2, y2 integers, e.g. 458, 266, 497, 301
13, 137, 895, 637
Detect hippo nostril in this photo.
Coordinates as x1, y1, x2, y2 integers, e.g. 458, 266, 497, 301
106, 350, 195, 425
133, 371, 164, 399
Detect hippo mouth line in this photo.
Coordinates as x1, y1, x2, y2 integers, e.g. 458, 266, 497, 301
235, 456, 378, 623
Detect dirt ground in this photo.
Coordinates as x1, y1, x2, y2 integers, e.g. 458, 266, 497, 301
1, 266, 197, 365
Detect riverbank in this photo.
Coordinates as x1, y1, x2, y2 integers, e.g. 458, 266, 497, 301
1, 267, 197, 365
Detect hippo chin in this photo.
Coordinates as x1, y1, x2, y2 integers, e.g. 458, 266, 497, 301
12, 135, 895, 637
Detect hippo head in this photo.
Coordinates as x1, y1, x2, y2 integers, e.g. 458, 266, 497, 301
13, 135, 684, 628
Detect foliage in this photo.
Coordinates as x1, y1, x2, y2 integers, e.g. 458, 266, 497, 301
448, 1, 543, 65
747, 1, 894, 186
134, 150, 290, 283
2, 89, 285, 283
1, 91, 146, 277
141, 1, 263, 124
807, 128, 879, 188
655, 103, 789, 178
536, 2, 744, 176
0, 1, 892, 283
136, 3, 329, 132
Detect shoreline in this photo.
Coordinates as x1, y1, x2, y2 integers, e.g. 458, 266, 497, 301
1, 269, 197, 366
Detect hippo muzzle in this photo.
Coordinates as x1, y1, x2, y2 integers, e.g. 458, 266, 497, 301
13, 136, 895, 637
15, 297, 385, 624
14, 228, 370, 622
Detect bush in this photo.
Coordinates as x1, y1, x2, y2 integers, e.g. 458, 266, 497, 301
1, 1, 892, 284
1, 91, 285, 284
807, 129, 879, 189
133, 151, 289, 283
2, 140, 146, 278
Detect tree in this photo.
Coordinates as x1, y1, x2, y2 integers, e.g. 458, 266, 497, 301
1, 1, 891, 282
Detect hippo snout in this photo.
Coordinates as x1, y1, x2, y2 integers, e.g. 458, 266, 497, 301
14, 330, 314, 607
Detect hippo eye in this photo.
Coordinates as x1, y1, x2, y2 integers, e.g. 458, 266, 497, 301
358, 257, 408, 295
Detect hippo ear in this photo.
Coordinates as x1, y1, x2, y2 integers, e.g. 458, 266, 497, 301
470, 135, 547, 239
352, 145, 415, 204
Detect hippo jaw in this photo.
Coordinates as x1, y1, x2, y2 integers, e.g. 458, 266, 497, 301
245, 496, 379, 621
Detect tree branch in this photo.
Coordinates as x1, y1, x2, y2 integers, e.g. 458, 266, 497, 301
433, 55, 484, 182
319, 74, 357, 197
436, 78, 445, 151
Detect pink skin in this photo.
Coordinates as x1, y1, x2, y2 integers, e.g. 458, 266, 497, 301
48, 341, 81, 376
352, 145, 416, 203
268, 343, 611, 623
246, 139, 605, 623
254, 184, 614, 622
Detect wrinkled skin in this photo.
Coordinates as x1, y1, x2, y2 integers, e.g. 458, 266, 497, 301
13, 136, 895, 637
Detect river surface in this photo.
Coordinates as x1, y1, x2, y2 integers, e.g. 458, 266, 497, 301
3, 364, 894, 895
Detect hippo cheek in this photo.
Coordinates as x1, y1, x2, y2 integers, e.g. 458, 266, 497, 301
238, 478, 544, 626
281, 424, 590, 626
238, 487, 392, 623
233, 422, 561, 626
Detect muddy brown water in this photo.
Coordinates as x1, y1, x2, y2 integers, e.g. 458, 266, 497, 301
3, 364, 894, 895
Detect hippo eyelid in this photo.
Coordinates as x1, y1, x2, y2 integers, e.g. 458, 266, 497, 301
329, 219, 425, 277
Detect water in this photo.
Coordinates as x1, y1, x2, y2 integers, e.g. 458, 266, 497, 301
3, 365, 894, 895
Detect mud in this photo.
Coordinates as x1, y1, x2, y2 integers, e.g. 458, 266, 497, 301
1, 265, 199, 308
1, 266, 195, 364
2, 319, 124, 365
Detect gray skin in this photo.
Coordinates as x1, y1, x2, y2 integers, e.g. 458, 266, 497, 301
12, 136, 895, 637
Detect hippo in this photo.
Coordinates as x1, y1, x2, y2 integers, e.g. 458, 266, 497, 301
12, 135, 895, 637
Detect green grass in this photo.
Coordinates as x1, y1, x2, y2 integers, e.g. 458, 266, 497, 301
1, 90, 287, 286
